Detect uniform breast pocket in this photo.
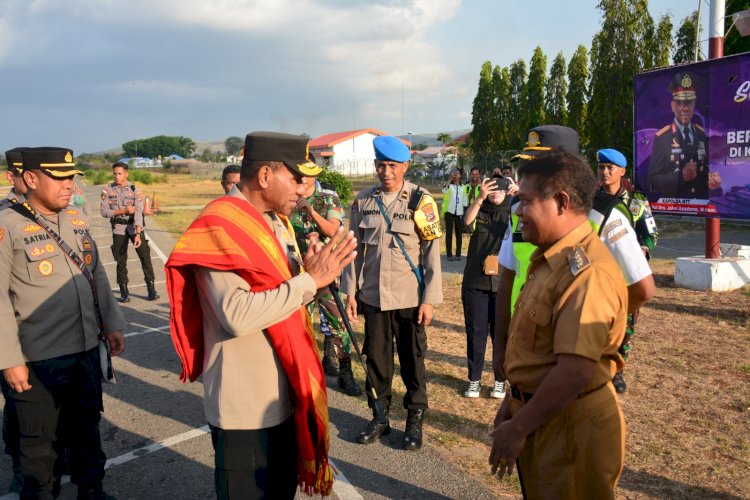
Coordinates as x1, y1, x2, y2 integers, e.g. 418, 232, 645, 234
24, 242, 63, 280
359, 217, 381, 246
515, 302, 553, 350
389, 219, 418, 249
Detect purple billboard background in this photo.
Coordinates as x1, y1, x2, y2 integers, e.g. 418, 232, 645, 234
634, 52, 750, 219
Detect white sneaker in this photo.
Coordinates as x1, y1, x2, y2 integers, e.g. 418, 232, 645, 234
464, 380, 481, 398
491, 380, 507, 399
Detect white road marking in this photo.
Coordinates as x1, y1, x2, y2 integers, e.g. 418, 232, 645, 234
146, 230, 169, 264
124, 324, 171, 338
329, 459, 364, 499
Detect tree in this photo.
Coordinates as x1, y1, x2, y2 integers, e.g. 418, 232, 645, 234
437, 133, 452, 146
725, 0, 750, 56
493, 65, 511, 149
587, 0, 656, 163
654, 14, 673, 67
673, 11, 702, 64
469, 61, 497, 158
225, 136, 243, 155
508, 59, 528, 148
545, 52, 568, 126
567, 45, 588, 143
525, 46, 548, 128
122, 135, 196, 158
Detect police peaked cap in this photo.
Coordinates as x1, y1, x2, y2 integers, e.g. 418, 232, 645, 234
596, 149, 627, 168
511, 125, 580, 162
373, 136, 411, 163
4, 147, 30, 174
22, 147, 84, 178
242, 131, 322, 177
669, 71, 698, 101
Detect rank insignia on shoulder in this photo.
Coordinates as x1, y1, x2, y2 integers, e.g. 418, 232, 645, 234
567, 246, 591, 276
0, 228, 4, 241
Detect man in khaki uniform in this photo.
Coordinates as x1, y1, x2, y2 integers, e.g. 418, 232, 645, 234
100, 162, 158, 302
342, 135, 442, 450
0, 147, 126, 499
489, 150, 628, 498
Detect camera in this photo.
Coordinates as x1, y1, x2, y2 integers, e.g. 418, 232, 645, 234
493, 176, 510, 191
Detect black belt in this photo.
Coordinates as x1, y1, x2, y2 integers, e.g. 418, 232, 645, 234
112, 216, 131, 223
510, 386, 534, 402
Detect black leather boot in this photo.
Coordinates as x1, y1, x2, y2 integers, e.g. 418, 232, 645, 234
321, 337, 339, 377
356, 403, 390, 444
146, 281, 160, 301
403, 409, 425, 450
118, 284, 130, 303
338, 358, 362, 397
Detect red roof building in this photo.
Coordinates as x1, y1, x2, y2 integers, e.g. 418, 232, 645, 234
309, 128, 409, 176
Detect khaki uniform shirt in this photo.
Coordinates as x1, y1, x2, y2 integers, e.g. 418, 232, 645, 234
0, 205, 127, 368
505, 222, 627, 395
100, 181, 144, 236
340, 180, 442, 311
195, 187, 317, 430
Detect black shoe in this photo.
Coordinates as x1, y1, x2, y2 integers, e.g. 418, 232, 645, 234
338, 358, 362, 397
613, 372, 627, 394
146, 281, 160, 301
118, 284, 130, 303
9, 470, 22, 494
321, 337, 339, 377
403, 409, 425, 450
356, 416, 391, 444
77, 484, 116, 500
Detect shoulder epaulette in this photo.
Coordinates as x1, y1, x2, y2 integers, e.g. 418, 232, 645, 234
655, 125, 671, 137
694, 123, 705, 133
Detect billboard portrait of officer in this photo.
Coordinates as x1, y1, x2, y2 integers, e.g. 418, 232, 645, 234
647, 71, 709, 199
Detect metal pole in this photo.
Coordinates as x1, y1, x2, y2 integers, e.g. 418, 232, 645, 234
706, 0, 724, 259
695, 0, 703, 62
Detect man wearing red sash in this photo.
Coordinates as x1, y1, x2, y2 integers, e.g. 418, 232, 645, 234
166, 132, 356, 499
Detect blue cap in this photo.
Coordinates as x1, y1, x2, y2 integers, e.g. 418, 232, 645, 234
373, 136, 410, 162
596, 148, 627, 168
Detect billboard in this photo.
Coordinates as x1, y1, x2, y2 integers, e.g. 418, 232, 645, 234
633, 52, 750, 219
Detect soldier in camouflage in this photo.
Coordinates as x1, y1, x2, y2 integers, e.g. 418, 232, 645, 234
289, 177, 362, 397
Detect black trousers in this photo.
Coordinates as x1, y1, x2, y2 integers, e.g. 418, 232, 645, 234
362, 304, 428, 411
444, 212, 463, 257
10, 348, 105, 499
462, 287, 499, 382
111, 232, 155, 285
1, 378, 20, 471
210, 417, 298, 500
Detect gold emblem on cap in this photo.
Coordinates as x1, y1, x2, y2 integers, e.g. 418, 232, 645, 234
527, 131, 541, 147
681, 74, 692, 89
38, 259, 54, 277
64, 151, 73, 163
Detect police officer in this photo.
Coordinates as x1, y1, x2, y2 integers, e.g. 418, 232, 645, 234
289, 172, 362, 396
598, 148, 659, 392
341, 136, 443, 450
489, 149, 628, 498
647, 71, 708, 199
100, 162, 159, 302
220, 164, 241, 195
0, 147, 126, 499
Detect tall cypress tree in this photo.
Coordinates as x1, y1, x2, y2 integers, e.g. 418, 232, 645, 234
493, 65, 511, 150
654, 14, 673, 67
470, 61, 496, 159
545, 52, 568, 126
673, 11, 702, 64
508, 59, 528, 148
525, 46, 548, 128
567, 45, 589, 146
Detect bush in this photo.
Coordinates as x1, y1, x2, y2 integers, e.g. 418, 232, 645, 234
128, 169, 169, 185
317, 169, 353, 207
83, 168, 112, 186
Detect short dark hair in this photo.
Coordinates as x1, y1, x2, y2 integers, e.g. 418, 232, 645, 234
240, 160, 285, 180
470, 167, 480, 173
518, 150, 596, 214
222, 164, 241, 181
112, 162, 128, 170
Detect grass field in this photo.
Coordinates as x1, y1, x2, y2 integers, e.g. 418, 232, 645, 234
112, 174, 750, 498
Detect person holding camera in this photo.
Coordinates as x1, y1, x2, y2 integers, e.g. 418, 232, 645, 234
441, 168, 467, 261
461, 175, 516, 399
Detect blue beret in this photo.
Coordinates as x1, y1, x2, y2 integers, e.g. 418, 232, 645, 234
373, 136, 410, 162
596, 148, 627, 168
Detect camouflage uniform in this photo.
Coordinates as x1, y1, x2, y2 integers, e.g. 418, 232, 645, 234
289, 188, 351, 358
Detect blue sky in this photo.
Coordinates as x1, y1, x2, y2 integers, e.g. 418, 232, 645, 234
0, 1, 706, 154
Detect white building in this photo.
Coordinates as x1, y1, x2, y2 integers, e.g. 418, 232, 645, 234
308, 128, 409, 176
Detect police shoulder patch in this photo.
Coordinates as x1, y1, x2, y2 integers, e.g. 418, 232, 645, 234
567, 246, 591, 276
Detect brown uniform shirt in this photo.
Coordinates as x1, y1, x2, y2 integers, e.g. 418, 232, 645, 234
100, 181, 144, 236
340, 180, 442, 310
0, 205, 126, 368
505, 222, 627, 395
